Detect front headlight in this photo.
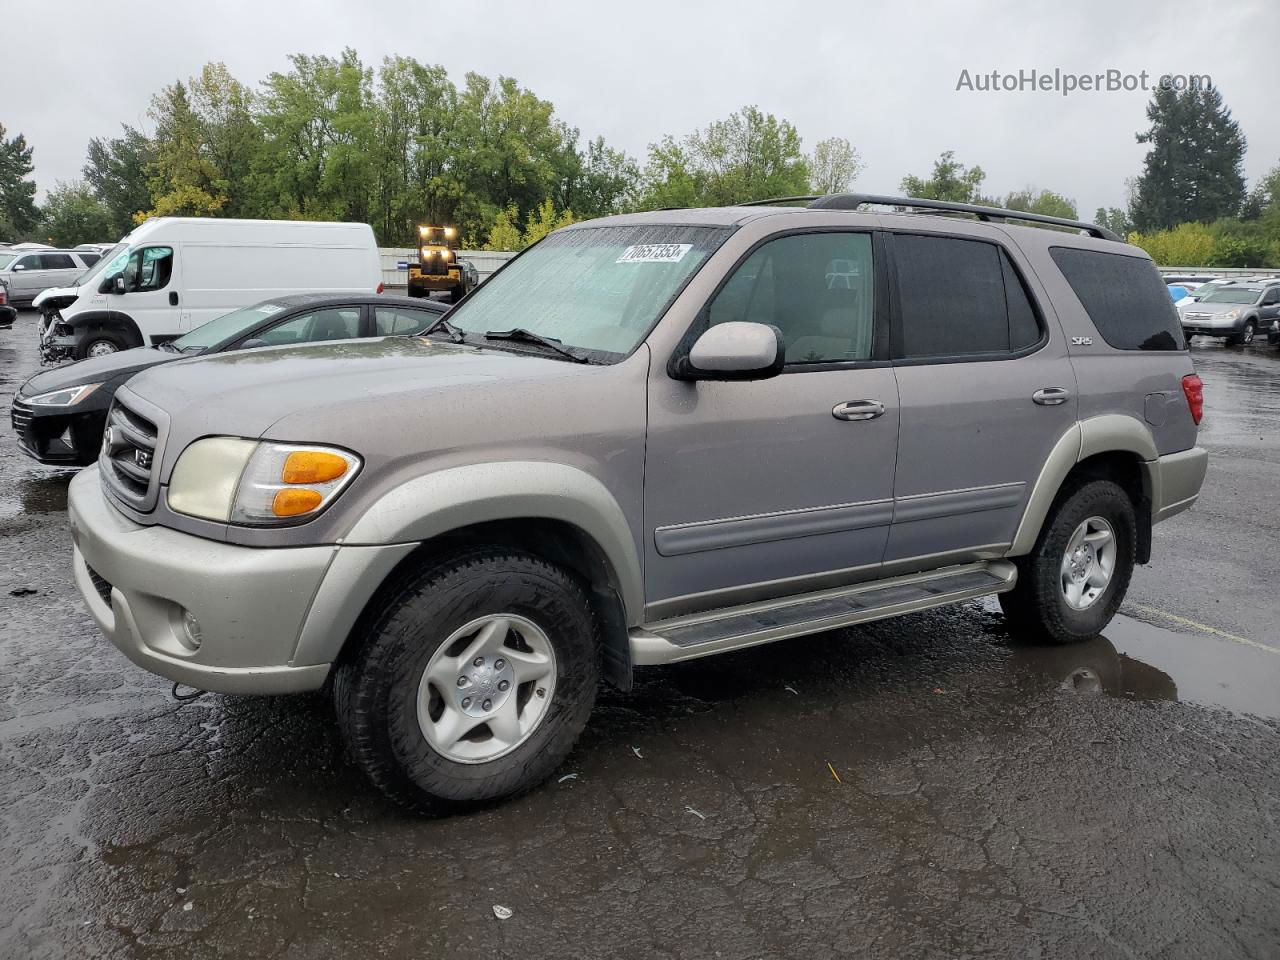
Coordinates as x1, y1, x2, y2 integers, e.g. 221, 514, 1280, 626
26, 382, 102, 406
168, 438, 361, 525
1225, 309, 1241, 320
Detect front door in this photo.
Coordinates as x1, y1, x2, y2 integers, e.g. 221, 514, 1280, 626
108, 245, 180, 342
883, 230, 1077, 563
644, 230, 899, 618
9, 254, 48, 300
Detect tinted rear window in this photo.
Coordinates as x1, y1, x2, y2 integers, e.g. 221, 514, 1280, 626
1049, 247, 1181, 350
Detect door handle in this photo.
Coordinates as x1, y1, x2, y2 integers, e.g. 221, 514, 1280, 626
1032, 387, 1071, 406
832, 399, 885, 421
168, 291, 179, 306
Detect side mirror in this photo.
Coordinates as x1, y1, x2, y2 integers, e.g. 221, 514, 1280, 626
13, 263, 25, 271
112, 275, 127, 295
671, 321, 785, 381
238, 338, 268, 350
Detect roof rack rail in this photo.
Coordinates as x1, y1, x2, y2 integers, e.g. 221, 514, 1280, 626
736, 196, 820, 207
806, 193, 1122, 242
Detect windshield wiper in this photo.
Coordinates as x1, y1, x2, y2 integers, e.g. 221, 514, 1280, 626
157, 341, 182, 353
483, 328, 589, 363
419, 314, 467, 344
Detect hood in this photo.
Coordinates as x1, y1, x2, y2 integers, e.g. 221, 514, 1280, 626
124, 336, 605, 451
32, 285, 80, 311
20, 346, 173, 397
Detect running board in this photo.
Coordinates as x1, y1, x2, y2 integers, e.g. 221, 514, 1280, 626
630, 561, 1017, 665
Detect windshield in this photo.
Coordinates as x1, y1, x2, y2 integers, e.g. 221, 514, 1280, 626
71, 241, 126, 287
1200, 287, 1262, 305
0, 254, 14, 269
444, 224, 731, 360
172, 302, 289, 353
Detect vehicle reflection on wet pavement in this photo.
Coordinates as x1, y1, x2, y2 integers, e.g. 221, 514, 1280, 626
2, 315, 1278, 958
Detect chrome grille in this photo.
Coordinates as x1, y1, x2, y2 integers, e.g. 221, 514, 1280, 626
99, 396, 160, 509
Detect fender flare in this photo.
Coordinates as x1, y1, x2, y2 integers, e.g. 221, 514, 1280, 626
1009, 415, 1157, 555
343, 460, 645, 622
64, 310, 144, 348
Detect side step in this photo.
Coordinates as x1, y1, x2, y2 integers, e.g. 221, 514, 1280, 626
630, 561, 1016, 665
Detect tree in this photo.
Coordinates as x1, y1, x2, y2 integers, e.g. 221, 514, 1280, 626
140, 80, 226, 220
808, 137, 863, 194
1003, 187, 1077, 219
1093, 206, 1131, 236
1241, 160, 1280, 221
84, 125, 153, 237
188, 63, 263, 218
900, 151, 986, 203
41, 181, 116, 246
482, 204, 523, 251
0, 124, 40, 238
1129, 84, 1246, 230
638, 106, 808, 208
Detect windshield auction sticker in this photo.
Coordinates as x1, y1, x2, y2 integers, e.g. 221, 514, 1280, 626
616, 244, 692, 264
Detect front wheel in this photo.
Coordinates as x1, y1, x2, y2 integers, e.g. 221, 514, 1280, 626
999, 479, 1136, 645
333, 548, 600, 814
76, 331, 126, 359
1227, 321, 1255, 346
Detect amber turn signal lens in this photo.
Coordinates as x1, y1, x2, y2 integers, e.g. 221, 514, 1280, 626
281, 451, 348, 484
272, 488, 323, 517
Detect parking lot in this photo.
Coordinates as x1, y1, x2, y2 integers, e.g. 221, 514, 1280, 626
1, 311, 1278, 958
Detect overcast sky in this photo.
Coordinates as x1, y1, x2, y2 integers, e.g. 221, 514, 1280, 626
9, 0, 1279, 218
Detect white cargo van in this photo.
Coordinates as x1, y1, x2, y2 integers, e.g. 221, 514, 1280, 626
34, 217, 382, 361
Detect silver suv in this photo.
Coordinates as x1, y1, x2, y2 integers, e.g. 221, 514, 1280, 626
0, 248, 99, 305
67, 195, 1209, 813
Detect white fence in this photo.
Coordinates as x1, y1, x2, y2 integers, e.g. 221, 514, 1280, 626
1157, 266, 1278, 278
379, 248, 516, 290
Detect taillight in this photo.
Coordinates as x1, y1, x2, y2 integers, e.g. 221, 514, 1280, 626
1182, 373, 1204, 425
0, 287, 7, 305
375, 282, 385, 295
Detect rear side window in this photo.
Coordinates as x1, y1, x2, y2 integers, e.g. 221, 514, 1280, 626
1049, 247, 1181, 350
44, 253, 76, 270
891, 234, 1042, 360
78, 252, 101, 267
375, 306, 439, 336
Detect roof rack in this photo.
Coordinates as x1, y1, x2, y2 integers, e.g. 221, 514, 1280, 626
806, 193, 1121, 241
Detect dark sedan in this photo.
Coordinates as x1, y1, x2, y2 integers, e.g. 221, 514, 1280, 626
12, 293, 447, 466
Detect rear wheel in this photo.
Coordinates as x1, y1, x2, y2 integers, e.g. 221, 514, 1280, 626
333, 548, 600, 814
76, 331, 127, 359
999, 479, 1136, 644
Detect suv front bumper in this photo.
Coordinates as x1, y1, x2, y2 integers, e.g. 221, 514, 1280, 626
68, 468, 411, 695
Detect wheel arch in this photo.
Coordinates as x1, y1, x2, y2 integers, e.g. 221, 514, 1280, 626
64, 310, 144, 349
320, 462, 644, 689
1011, 416, 1157, 561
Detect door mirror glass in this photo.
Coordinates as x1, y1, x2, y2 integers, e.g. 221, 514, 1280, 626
13, 263, 25, 271
675, 321, 784, 381
112, 275, 127, 295
238, 338, 268, 350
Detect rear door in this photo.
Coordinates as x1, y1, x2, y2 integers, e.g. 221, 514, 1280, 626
885, 230, 1077, 563
41, 252, 81, 290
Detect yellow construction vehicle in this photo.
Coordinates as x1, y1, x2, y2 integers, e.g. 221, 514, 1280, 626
407, 225, 476, 303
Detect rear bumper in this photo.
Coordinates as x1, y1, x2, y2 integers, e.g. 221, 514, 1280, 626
1150, 446, 1208, 523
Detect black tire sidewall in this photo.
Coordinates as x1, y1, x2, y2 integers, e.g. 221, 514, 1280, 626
338, 551, 600, 812
76, 332, 124, 360
1012, 479, 1136, 644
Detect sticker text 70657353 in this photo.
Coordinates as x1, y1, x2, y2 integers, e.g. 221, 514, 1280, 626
616, 244, 692, 264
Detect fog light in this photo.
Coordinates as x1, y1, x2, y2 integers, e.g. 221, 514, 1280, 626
180, 609, 203, 650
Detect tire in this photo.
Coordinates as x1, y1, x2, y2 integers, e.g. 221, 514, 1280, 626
76, 331, 127, 360
333, 547, 601, 814
448, 286, 464, 304
999, 479, 1136, 645
1226, 321, 1255, 346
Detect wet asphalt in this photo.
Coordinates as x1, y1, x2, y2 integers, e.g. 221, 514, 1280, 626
1, 312, 1278, 959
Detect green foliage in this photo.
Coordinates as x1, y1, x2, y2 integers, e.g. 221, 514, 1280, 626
1093, 206, 1131, 236
1003, 187, 1077, 219
1130, 85, 1246, 230
40, 181, 115, 246
900, 151, 986, 203
637, 106, 809, 208
808, 137, 863, 195
0, 123, 40, 238
84, 126, 153, 238
482, 198, 576, 251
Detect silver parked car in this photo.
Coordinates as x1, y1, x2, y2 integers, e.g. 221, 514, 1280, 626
67, 194, 1208, 814
0, 248, 100, 305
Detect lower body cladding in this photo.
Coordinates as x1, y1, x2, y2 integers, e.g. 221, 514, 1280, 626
67, 468, 414, 695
